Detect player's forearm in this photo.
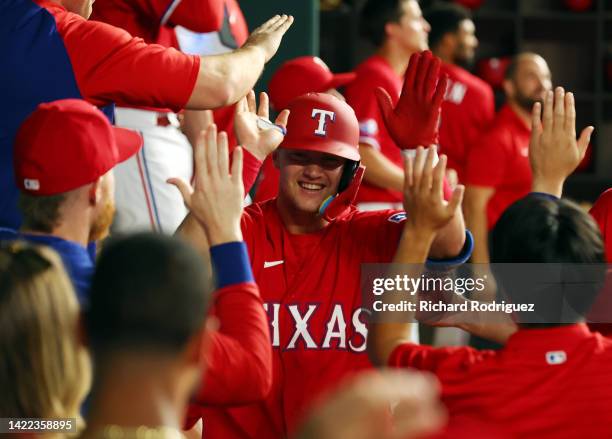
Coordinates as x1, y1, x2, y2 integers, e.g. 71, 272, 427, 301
368, 225, 433, 367
187, 46, 266, 109
428, 208, 466, 259
532, 175, 564, 198
463, 195, 490, 263
359, 145, 404, 191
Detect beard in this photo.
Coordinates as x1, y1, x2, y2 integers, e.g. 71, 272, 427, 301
89, 199, 115, 242
514, 89, 544, 113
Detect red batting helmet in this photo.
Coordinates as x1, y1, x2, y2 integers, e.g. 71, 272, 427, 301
280, 92, 360, 161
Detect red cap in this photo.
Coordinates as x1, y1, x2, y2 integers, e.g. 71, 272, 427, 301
281, 93, 360, 161
14, 99, 143, 195
268, 56, 356, 111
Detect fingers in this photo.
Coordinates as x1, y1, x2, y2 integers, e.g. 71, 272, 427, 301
166, 178, 193, 207
553, 86, 565, 130
423, 54, 440, 100
446, 184, 465, 217
577, 126, 594, 159
530, 102, 543, 149
431, 154, 446, 198
414, 51, 432, 101
246, 90, 256, 113
273, 14, 294, 33
420, 146, 436, 192
193, 129, 208, 184
205, 123, 219, 179
258, 92, 270, 119
217, 131, 229, 177
375, 87, 394, 121
543, 90, 554, 135
235, 95, 247, 115
275, 109, 290, 128
404, 153, 414, 188
403, 52, 420, 95
256, 15, 282, 32
432, 74, 448, 108
412, 146, 426, 189
565, 91, 576, 135
231, 146, 244, 188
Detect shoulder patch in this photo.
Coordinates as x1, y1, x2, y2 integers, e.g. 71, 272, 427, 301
387, 212, 407, 223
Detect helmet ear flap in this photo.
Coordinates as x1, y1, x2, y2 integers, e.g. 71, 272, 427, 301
319, 165, 365, 222
337, 160, 360, 193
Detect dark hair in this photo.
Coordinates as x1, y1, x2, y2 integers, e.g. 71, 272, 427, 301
503, 52, 543, 81
86, 233, 212, 355
424, 2, 471, 50
491, 195, 606, 324
361, 0, 407, 47
19, 192, 67, 233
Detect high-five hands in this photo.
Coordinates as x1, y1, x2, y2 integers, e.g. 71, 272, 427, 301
243, 15, 294, 63
375, 51, 448, 150
403, 147, 464, 235
529, 87, 594, 197
168, 124, 244, 246
234, 90, 289, 161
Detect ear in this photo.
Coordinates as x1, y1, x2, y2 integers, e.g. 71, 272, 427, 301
88, 178, 102, 206
272, 150, 280, 169
440, 33, 457, 52
384, 21, 398, 41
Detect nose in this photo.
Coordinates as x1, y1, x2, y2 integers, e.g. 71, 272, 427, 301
302, 163, 324, 179
422, 18, 431, 33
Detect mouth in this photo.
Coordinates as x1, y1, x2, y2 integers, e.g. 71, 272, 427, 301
298, 181, 326, 192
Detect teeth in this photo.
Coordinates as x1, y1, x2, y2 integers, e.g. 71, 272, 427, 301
299, 182, 324, 190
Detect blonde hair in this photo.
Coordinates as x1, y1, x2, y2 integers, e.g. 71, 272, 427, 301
0, 242, 91, 434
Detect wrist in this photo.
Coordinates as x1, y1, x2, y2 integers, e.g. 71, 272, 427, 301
532, 177, 564, 198
204, 223, 243, 246
401, 222, 437, 255
240, 43, 267, 64
242, 143, 268, 162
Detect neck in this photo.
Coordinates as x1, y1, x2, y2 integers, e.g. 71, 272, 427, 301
21, 220, 90, 247
84, 355, 188, 436
508, 102, 533, 129
276, 197, 328, 234
433, 47, 452, 64
377, 41, 412, 77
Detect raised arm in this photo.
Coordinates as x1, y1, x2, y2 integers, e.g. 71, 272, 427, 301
168, 122, 272, 407
375, 51, 466, 259
186, 15, 294, 109
368, 147, 464, 366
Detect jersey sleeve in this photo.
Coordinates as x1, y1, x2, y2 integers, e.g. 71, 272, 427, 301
192, 242, 272, 405
464, 127, 507, 188
345, 72, 396, 151
388, 342, 493, 373
58, 15, 199, 111
163, 0, 224, 32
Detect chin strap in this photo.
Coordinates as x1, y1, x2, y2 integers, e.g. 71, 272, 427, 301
319, 166, 365, 222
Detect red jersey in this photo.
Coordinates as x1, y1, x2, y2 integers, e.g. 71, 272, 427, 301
91, 0, 224, 44
345, 55, 404, 204
389, 324, 612, 438
41, 0, 198, 111
464, 105, 532, 229
438, 63, 495, 181
194, 201, 471, 438
590, 188, 612, 263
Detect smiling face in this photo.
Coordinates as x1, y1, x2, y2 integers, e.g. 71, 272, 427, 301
275, 149, 346, 215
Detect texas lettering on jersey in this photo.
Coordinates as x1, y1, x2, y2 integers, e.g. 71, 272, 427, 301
264, 302, 369, 351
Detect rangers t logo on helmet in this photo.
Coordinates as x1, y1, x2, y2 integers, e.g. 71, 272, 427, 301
311, 108, 336, 136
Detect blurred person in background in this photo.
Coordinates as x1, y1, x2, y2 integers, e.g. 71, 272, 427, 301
0, 243, 91, 433
91, 0, 253, 232
425, 2, 494, 183
345, 0, 430, 211
463, 52, 553, 264
255, 56, 356, 202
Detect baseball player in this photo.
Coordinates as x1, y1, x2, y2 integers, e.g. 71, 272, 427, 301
425, 2, 495, 182
172, 52, 472, 438
1, 0, 293, 230
91, 0, 250, 233
369, 94, 611, 438
255, 55, 356, 203
463, 53, 552, 264
345, 0, 430, 211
